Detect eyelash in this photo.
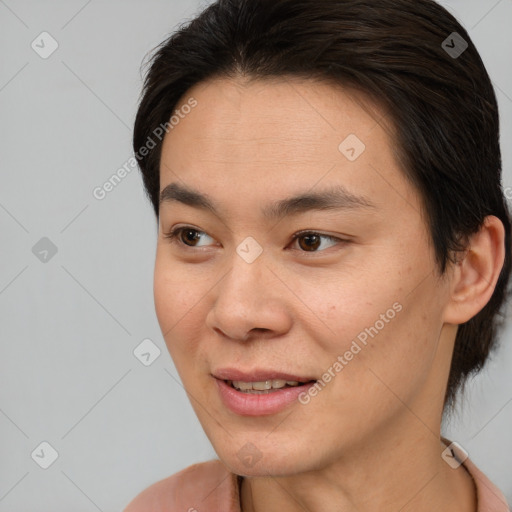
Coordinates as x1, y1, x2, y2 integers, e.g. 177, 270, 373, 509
163, 226, 347, 253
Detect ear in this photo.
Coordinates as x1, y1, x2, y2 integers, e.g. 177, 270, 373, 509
443, 215, 506, 325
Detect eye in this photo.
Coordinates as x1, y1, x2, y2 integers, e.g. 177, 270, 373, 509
289, 231, 343, 252
163, 226, 215, 248
164, 226, 346, 253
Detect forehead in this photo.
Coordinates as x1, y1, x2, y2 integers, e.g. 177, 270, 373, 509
166, 75, 388, 156
158, 76, 421, 223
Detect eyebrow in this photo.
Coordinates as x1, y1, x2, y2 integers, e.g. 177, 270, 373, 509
159, 182, 376, 221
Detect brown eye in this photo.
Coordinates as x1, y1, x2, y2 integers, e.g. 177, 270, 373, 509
180, 228, 202, 246
163, 227, 215, 247
298, 234, 321, 251
291, 232, 341, 252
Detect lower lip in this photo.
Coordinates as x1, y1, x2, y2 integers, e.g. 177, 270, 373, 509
215, 378, 316, 416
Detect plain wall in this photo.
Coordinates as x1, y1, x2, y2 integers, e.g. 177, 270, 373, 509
0, 0, 510, 510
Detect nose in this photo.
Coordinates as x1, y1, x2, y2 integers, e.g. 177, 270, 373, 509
205, 250, 292, 342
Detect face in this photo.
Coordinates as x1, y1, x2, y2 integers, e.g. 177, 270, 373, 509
154, 76, 454, 477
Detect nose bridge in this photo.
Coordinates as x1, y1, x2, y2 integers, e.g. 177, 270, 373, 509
223, 240, 267, 304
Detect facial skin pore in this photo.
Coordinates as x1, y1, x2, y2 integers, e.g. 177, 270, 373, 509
153, 76, 504, 512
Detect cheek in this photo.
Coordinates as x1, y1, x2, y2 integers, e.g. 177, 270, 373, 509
302, 263, 441, 393
333, 285, 444, 412
290, 268, 402, 355
153, 255, 207, 355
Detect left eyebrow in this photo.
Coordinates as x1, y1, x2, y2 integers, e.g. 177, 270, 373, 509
159, 182, 377, 221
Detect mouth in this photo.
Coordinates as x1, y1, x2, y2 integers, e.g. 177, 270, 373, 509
224, 379, 316, 394
212, 368, 318, 415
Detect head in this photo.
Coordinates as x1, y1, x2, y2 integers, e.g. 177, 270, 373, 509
133, 0, 511, 476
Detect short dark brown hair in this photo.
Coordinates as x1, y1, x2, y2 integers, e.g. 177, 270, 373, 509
133, 0, 512, 412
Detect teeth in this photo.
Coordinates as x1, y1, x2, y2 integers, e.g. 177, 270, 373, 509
252, 380, 273, 390
233, 381, 255, 391
231, 379, 301, 391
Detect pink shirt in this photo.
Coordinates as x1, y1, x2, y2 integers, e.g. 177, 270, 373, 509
124, 458, 510, 511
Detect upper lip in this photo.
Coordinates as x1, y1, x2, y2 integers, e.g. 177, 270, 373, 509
213, 368, 317, 383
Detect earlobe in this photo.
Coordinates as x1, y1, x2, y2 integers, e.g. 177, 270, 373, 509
443, 215, 506, 325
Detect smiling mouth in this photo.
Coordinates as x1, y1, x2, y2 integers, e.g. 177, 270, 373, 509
225, 379, 316, 393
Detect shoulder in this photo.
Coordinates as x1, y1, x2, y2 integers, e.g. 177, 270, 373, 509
463, 457, 510, 512
123, 459, 241, 512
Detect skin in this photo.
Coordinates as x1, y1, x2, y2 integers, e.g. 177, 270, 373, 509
153, 76, 505, 512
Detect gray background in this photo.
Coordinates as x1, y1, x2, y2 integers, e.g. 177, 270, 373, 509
0, 0, 511, 510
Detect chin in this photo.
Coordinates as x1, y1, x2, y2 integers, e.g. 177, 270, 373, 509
212, 440, 317, 478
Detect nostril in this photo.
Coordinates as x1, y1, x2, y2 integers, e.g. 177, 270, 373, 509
251, 328, 270, 334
